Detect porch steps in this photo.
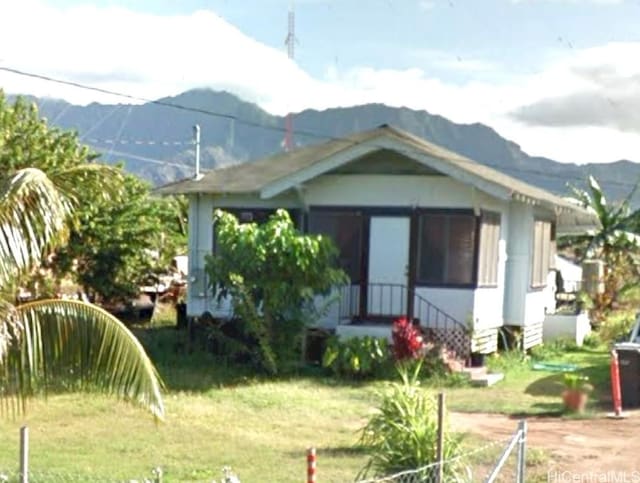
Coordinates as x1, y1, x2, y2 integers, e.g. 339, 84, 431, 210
461, 366, 505, 387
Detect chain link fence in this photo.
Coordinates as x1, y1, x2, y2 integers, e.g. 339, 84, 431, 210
355, 421, 527, 483
0, 468, 162, 483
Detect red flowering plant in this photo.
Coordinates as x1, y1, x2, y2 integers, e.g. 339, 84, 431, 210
391, 317, 425, 362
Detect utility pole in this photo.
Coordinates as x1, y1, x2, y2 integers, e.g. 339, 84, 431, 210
193, 124, 203, 180
284, 1, 297, 151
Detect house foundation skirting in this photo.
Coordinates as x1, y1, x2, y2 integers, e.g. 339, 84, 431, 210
471, 327, 499, 354
523, 321, 544, 350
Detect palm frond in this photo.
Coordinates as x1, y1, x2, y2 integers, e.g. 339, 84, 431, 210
48, 164, 124, 207
0, 168, 72, 287
1, 299, 164, 420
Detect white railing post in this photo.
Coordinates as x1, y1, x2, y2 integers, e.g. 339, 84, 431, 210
19, 426, 28, 483
516, 419, 527, 483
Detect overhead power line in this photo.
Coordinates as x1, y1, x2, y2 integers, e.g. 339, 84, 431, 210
1, 65, 639, 191
93, 147, 192, 170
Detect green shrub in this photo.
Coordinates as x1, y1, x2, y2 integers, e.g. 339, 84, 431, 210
322, 336, 391, 379
529, 338, 579, 361
357, 363, 468, 480
598, 309, 636, 343
205, 209, 347, 374
486, 349, 528, 372
582, 332, 602, 349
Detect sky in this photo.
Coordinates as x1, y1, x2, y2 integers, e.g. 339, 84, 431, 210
1, 0, 640, 164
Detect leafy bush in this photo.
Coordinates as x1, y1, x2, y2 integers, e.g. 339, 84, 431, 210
486, 350, 528, 372
357, 363, 468, 480
322, 336, 391, 379
582, 332, 602, 349
598, 309, 636, 343
529, 338, 580, 361
205, 210, 347, 374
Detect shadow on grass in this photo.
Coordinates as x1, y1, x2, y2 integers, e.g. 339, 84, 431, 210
509, 402, 565, 418
311, 446, 368, 458
133, 325, 379, 393
524, 373, 564, 397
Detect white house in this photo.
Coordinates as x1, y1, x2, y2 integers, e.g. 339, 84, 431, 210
157, 125, 597, 359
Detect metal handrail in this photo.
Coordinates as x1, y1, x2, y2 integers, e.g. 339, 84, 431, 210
339, 283, 466, 327
338, 282, 470, 358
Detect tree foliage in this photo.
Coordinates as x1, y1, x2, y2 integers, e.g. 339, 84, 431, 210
205, 209, 346, 373
562, 176, 640, 318
54, 174, 186, 303
0, 94, 164, 418
0, 92, 186, 303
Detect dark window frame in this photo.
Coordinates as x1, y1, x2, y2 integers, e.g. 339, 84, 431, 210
306, 208, 366, 284
414, 209, 479, 289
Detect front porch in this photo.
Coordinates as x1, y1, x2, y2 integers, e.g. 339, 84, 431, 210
333, 282, 472, 360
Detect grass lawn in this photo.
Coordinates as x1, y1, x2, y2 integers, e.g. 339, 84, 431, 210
442, 346, 611, 415
0, 323, 612, 482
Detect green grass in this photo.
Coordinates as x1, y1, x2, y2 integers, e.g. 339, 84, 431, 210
0, 325, 612, 482
436, 344, 610, 415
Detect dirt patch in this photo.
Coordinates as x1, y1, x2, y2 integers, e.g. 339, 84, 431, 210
451, 410, 640, 478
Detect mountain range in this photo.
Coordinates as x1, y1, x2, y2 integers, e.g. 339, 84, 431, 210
21, 88, 640, 204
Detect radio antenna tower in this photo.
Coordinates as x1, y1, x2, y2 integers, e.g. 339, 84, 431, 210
284, 0, 296, 151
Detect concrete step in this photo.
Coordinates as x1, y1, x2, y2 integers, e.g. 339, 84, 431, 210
470, 372, 505, 387
461, 366, 488, 378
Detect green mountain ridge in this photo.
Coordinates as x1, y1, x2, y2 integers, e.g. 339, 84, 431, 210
14, 89, 640, 202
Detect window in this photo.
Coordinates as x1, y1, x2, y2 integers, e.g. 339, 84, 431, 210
478, 212, 501, 286
308, 211, 364, 282
417, 213, 476, 286
531, 220, 552, 288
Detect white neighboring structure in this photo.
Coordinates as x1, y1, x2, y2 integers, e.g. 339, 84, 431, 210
554, 255, 583, 293
158, 125, 598, 357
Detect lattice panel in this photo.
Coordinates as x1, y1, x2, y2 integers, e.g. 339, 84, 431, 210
423, 327, 471, 359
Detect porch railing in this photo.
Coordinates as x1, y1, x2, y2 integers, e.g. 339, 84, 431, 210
338, 283, 471, 359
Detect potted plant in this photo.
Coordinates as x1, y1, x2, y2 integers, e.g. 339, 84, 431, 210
562, 374, 594, 412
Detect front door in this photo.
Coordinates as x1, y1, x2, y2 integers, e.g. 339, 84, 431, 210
367, 216, 411, 317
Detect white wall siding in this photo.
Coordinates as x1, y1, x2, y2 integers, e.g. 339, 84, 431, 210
544, 313, 591, 346
186, 194, 216, 317
304, 175, 479, 207
473, 287, 503, 329
473, 209, 509, 331
414, 287, 474, 328
523, 270, 557, 325
503, 202, 533, 326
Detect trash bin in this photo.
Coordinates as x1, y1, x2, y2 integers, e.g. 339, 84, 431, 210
614, 342, 640, 408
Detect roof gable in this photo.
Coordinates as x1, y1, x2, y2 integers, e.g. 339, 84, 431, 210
156, 125, 598, 231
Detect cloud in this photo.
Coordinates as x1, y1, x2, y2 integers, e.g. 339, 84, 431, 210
1, 1, 639, 165
511, 43, 640, 133
418, 0, 436, 10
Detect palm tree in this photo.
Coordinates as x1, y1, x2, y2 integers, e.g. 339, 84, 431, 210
562, 176, 640, 317
0, 167, 164, 419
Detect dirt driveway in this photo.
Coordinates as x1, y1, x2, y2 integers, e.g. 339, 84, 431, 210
452, 411, 640, 479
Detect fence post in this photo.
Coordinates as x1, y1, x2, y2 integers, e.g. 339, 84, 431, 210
307, 447, 316, 483
436, 392, 445, 483
516, 420, 527, 483
19, 426, 28, 483
610, 350, 623, 416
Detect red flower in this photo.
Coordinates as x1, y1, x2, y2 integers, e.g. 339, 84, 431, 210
392, 317, 425, 361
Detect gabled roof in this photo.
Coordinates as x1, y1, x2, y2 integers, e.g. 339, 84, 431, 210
157, 125, 598, 230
